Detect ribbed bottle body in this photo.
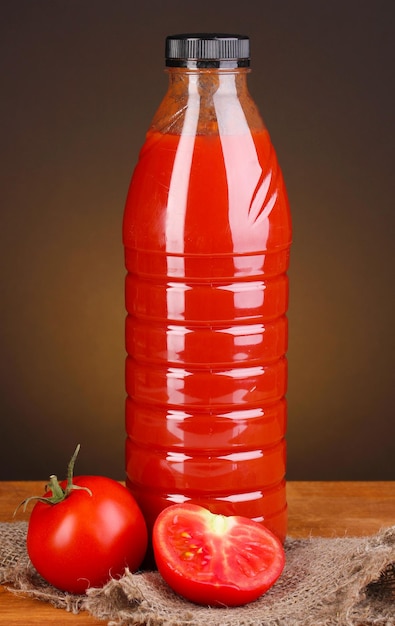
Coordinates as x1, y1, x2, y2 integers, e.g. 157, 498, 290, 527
124, 122, 291, 540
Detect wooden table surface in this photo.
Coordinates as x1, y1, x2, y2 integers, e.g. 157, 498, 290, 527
0, 481, 394, 624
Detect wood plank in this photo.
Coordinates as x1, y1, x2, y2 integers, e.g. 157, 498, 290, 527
0, 586, 101, 625
0, 482, 47, 522
287, 481, 395, 537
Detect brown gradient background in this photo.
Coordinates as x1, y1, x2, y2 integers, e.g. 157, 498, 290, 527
1, 1, 394, 480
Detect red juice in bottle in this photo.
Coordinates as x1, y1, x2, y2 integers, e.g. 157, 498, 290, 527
123, 35, 291, 541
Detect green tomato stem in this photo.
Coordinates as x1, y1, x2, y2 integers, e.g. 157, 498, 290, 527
46, 474, 66, 503
14, 444, 92, 515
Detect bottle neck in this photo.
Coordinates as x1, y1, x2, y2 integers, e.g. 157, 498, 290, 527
150, 67, 265, 136
167, 66, 250, 89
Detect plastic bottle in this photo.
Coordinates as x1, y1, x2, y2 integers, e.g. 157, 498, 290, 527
123, 34, 291, 541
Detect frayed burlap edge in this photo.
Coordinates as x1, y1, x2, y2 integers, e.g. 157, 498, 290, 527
1, 522, 394, 626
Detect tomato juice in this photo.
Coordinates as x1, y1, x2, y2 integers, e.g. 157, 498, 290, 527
124, 127, 291, 541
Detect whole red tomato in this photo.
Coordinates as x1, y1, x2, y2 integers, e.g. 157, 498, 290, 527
23, 449, 147, 594
153, 503, 285, 606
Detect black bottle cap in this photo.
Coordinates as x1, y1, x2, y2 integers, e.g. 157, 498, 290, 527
165, 33, 250, 68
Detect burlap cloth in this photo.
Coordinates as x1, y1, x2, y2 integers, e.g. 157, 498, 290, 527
0, 522, 394, 626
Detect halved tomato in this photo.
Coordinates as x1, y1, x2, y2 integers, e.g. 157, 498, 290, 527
152, 503, 285, 606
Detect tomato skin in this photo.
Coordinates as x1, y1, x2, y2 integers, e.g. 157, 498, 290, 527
27, 476, 148, 594
152, 503, 285, 607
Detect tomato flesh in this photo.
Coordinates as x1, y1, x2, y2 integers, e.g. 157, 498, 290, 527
152, 503, 285, 606
27, 476, 148, 594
